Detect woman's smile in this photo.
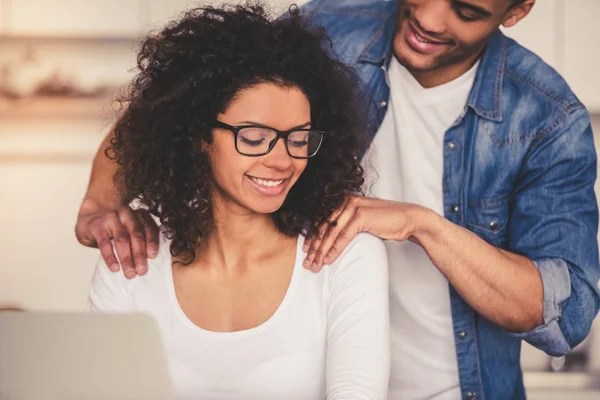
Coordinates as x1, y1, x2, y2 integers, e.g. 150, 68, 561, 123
245, 174, 290, 196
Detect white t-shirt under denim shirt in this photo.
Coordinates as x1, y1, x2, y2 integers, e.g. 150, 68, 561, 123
363, 56, 479, 400
87, 232, 390, 400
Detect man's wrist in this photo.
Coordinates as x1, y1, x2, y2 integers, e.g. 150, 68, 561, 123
408, 205, 445, 244
78, 193, 121, 216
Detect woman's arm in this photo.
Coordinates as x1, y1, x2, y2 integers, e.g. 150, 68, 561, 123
326, 233, 390, 400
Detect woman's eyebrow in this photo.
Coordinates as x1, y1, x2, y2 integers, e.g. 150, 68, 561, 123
238, 121, 312, 130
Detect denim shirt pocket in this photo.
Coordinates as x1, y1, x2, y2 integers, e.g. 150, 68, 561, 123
466, 195, 510, 248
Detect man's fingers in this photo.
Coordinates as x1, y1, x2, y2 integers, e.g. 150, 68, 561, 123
303, 238, 312, 252
137, 211, 160, 259
313, 206, 357, 269
95, 229, 121, 272
304, 218, 341, 269
107, 218, 136, 279
303, 232, 325, 269
119, 208, 149, 275
327, 198, 352, 227
303, 223, 329, 257
303, 196, 362, 271
325, 218, 363, 264
303, 197, 352, 253
76, 201, 157, 278
303, 219, 331, 254
312, 197, 360, 266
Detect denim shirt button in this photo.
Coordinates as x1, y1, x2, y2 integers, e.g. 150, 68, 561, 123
450, 205, 459, 214
459, 331, 468, 340
379, 100, 388, 108
489, 220, 499, 231
466, 392, 476, 400
447, 141, 457, 150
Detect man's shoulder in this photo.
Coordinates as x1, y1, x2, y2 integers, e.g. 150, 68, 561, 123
300, 0, 395, 29
300, 0, 394, 15
503, 36, 584, 114
299, 0, 396, 64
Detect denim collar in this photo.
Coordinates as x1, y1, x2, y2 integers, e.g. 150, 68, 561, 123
356, 0, 398, 66
356, 1, 507, 122
466, 31, 506, 122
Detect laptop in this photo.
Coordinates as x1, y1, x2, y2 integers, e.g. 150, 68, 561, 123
0, 312, 175, 400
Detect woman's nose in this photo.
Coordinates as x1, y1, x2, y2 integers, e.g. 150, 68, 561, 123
263, 138, 294, 169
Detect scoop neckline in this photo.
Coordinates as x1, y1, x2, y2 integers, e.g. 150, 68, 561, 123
163, 234, 305, 340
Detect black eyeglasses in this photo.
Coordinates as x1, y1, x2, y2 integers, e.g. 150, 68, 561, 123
213, 120, 325, 159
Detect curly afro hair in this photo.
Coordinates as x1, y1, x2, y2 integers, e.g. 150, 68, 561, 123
108, 3, 367, 264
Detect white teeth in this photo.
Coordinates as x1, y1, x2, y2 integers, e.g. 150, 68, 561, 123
415, 31, 428, 43
249, 177, 284, 187
415, 30, 441, 45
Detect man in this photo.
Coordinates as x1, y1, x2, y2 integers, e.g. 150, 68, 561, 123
75, 1, 600, 399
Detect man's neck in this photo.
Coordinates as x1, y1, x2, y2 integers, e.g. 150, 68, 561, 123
406, 51, 483, 89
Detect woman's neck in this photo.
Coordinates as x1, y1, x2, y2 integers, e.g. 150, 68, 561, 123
195, 201, 290, 273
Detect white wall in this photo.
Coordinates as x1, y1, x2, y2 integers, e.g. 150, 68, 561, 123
0, 118, 106, 310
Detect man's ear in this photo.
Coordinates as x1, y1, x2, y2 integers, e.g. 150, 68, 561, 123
502, 0, 535, 29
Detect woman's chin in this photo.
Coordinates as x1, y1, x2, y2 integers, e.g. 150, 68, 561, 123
245, 198, 287, 215
251, 203, 285, 215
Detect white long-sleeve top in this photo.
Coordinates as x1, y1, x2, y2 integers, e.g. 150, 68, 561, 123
87, 232, 390, 400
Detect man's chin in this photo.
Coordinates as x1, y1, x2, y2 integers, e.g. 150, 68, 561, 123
393, 40, 441, 72
395, 51, 440, 74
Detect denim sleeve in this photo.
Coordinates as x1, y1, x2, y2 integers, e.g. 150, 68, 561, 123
507, 108, 600, 356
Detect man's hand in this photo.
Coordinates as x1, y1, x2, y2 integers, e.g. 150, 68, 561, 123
303, 196, 430, 272
75, 198, 160, 279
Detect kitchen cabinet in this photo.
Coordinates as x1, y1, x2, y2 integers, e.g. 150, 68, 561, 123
563, 0, 600, 112
501, 0, 560, 71
9, 0, 143, 38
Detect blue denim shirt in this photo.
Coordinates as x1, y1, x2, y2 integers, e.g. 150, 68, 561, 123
301, 1, 600, 399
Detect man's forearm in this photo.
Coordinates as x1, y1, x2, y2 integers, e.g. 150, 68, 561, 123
83, 128, 126, 207
412, 209, 544, 333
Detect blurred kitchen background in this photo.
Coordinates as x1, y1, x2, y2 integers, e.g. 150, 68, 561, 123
0, 1, 599, 398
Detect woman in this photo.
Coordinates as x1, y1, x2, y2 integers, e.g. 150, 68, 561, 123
87, 4, 390, 399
